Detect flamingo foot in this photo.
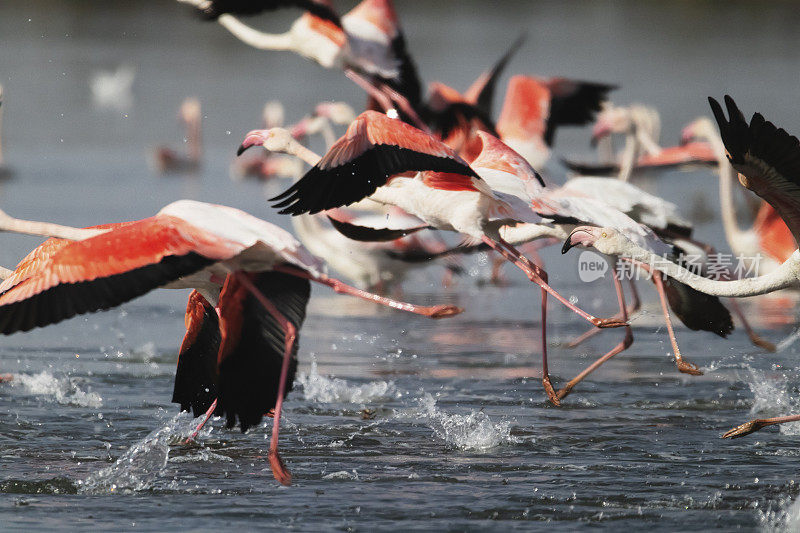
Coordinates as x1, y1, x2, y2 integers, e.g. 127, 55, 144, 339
543, 376, 560, 406
266, 408, 275, 419
749, 333, 777, 353
676, 360, 703, 376
0, 374, 12, 383
721, 419, 768, 439
592, 317, 628, 329
426, 304, 463, 319
555, 383, 573, 402
269, 449, 292, 486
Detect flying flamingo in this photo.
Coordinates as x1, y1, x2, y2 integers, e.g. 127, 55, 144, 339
239, 113, 628, 403
560, 96, 800, 438
0, 200, 462, 485
180, 0, 425, 124
152, 97, 202, 174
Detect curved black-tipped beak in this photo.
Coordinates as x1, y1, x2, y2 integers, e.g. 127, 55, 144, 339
562, 228, 594, 254
561, 237, 576, 254
236, 143, 248, 156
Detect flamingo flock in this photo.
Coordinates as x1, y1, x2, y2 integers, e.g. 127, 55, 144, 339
1, 0, 799, 487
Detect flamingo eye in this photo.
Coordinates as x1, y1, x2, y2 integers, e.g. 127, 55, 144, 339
601, 232, 608, 238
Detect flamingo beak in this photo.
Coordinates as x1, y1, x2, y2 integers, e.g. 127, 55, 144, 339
561, 227, 600, 254
237, 130, 269, 156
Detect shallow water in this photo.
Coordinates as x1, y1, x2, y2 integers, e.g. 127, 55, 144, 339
2, 1, 800, 531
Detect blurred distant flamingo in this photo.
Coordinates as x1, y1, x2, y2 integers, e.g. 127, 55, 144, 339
152, 97, 202, 174
0, 199, 461, 485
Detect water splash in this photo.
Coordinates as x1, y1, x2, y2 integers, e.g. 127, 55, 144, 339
297, 362, 400, 404
408, 394, 517, 451
758, 490, 800, 532
11, 371, 102, 408
78, 412, 200, 494
745, 368, 800, 435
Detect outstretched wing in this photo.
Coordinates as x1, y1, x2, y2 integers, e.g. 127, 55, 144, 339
192, 0, 342, 27
709, 95, 800, 247
216, 271, 310, 432
0, 215, 241, 334
544, 78, 617, 146
464, 32, 526, 117
270, 111, 479, 215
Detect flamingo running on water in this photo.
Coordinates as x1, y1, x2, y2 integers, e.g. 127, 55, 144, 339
238, 112, 629, 403
152, 97, 202, 174
0, 200, 462, 485
560, 96, 800, 437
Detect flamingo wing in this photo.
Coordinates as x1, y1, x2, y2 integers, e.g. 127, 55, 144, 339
193, 0, 342, 27
544, 78, 617, 146
216, 271, 310, 432
270, 110, 478, 215
710, 95, 800, 246
173, 290, 222, 417
0, 215, 242, 334
464, 32, 526, 116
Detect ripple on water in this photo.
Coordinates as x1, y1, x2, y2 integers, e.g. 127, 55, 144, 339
745, 368, 800, 436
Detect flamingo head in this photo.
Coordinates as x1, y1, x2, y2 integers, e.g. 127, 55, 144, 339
591, 103, 631, 145
562, 226, 625, 256
680, 117, 716, 145
315, 101, 356, 125
237, 128, 296, 156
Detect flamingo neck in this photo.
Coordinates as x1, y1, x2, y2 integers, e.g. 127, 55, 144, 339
618, 242, 799, 297
0, 210, 107, 241
217, 15, 296, 52
706, 130, 749, 253
0, 103, 4, 166
499, 223, 569, 246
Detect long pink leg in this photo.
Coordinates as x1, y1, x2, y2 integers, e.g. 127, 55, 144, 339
184, 398, 218, 444
273, 265, 462, 318
235, 272, 297, 486
482, 236, 627, 328
651, 271, 703, 376
569, 279, 640, 348
722, 413, 800, 439
726, 298, 776, 352
538, 273, 558, 405
557, 266, 634, 401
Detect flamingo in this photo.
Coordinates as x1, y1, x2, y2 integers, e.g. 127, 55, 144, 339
0, 200, 462, 485
560, 95, 800, 438
180, 0, 425, 123
0, 85, 11, 179
152, 97, 202, 174
496, 75, 616, 170
239, 113, 629, 403
564, 102, 716, 180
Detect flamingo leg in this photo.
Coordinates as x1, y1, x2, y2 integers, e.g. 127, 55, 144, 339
556, 265, 634, 402
651, 271, 703, 376
568, 279, 640, 348
722, 413, 800, 439
481, 236, 627, 328
235, 272, 297, 486
184, 398, 218, 444
273, 265, 462, 318
489, 251, 507, 285
538, 275, 558, 405
726, 298, 776, 352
